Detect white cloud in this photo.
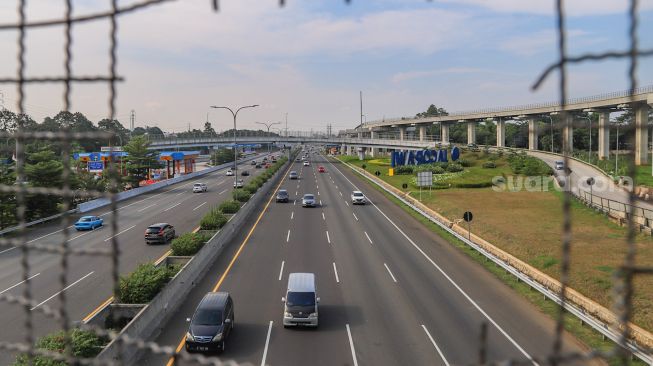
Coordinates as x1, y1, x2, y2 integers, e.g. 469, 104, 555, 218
436, 0, 653, 16
392, 67, 489, 83
500, 29, 590, 56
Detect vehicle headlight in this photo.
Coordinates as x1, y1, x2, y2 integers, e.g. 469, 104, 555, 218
308, 313, 317, 318
284, 312, 293, 318
185, 332, 194, 341
212, 333, 223, 342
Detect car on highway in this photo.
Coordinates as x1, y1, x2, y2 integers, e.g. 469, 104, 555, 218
264, 163, 271, 168
282, 273, 319, 328
241, 170, 250, 176
555, 160, 565, 170
351, 191, 366, 205
185, 292, 234, 353
276, 189, 289, 203
233, 179, 244, 188
302, 194, 316, 207
295, 157, 301, 162
145, 223, 175, 244
318, 166, 325, 173
303, 161, 310, 166
251, 160, 257, 165
289, 171, 298, 180
255, 163, 262, 168
74, 215, 103, 231
193, 183, 207, 193
226, 169, 234, 176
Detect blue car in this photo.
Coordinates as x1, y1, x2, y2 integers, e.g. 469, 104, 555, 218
74, 216, 103, 231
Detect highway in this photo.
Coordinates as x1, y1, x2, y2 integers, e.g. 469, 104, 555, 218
0, 153, 272, 366
140, 149, 599, 366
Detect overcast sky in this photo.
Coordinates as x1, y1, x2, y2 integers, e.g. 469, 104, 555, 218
0, 0, 652, 134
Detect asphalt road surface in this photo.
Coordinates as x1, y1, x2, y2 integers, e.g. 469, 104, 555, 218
0, 152, 273, 366
140, 149, 599, 366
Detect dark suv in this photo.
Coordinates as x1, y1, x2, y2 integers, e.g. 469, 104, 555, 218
144, 223, 175, 244
185, 292, 234, 353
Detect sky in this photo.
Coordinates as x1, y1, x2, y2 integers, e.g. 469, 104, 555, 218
0, 0, 652, 134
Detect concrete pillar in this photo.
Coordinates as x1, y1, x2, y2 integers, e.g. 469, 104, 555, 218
528, 118, 539, 150
441, 123, 450, 144
357, 132, 362, 139
562, 114, 574, 153
341, 144, 346, 155
598, 112, 610, 160
496, 119, 505, 147
358, 147, 365, 160
635, 104, 650, 165
399, 126, 406, 140
370, 131, 379, 157
419, 125, 427, 141
467, 122, 476, 145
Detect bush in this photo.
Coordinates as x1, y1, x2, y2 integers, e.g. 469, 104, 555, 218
233, 189, 252, 202
394, 166, 413, 175
219, 200, 240, 214
482, 162, 497, 168
117, 263, 173, 304
457, 159, 473, 167
446, 163, 464, 172
244, 182, 258, 194
171, 232, 208, 256
432, 166, 445, 174
199, 209, 228, 230
13, 329, 105, 366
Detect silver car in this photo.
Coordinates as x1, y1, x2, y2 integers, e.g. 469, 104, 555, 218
233, 179, 244, 188
351, 191, 366, 205
302, 194, 316, 207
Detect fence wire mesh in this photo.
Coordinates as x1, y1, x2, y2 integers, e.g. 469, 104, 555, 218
0, 0, 651, 365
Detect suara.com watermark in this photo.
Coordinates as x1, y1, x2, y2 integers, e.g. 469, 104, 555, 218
491, 175, 633, 193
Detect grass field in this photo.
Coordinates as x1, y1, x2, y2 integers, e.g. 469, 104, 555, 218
339, 153, 653, 333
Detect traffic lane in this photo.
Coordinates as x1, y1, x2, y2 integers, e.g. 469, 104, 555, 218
139, 161, 293, 366
317, 172, 446, 366
326, 156, 600, 365
264, 162, 351, 366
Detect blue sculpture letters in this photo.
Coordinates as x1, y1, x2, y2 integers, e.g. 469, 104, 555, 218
391, 146, 460, 167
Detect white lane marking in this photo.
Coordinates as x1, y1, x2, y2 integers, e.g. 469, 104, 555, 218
291, 211, 294, 220
31, 271, 94, 310
328, 159, 538, 365
0, 273, 40, 295
346, 324, 358, 366
68, 229, 97, 242
138, 203, 157, 212
103, 225, 135, 242
319, 200, 322, 206
364, 231, 373, 245
326, 231, 331, 244
293, 199, 297, 205
352, 212, 358, 221
175, 191, 184, 196
192, 202, 207, 211
0, 247, 17, 255
422, 325, 450, 366
345, 201, 349, 206
332, 262, 340, 283
260, 321, 273, 366
163, 202, 182, 212
339, 191, 343, 196
322, 212, 325, 220
219, 189, 227, 195
286, 229, 291, 243
317, 191, 320, 196
295, 191, 298, 196
27, 229, 64, 243
384, 263, 398, 283
278, 261, 285, 281
316, 185, 318, 189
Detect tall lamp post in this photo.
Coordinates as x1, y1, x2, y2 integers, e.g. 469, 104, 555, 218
210, 104, 259, 187
255, 121, 281, 156
546, 113, 556, 153
580, 110, 593, 164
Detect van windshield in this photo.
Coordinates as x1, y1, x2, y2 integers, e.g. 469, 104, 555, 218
193, 309, 222, 325
286, 292, 315, 307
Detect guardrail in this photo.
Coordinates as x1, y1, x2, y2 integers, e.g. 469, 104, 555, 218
338, 159, 653, 364
0, 209, 78, 236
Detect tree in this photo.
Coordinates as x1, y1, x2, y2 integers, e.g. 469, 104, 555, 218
0, 160, 16, 229
123, 135, 160, 188
24, 149, 64, 220
211, 148, 235, 165
204, 121, 216, 136
416, 104, 449, 119
98, 118, 129, 146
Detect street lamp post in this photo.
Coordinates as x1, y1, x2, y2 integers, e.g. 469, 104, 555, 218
255, 121, 281, 156
210, 104, 259, 187
545, 115, 555, 153
579, 112, 592, 164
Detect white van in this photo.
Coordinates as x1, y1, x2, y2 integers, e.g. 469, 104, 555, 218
282, 273, 319, 328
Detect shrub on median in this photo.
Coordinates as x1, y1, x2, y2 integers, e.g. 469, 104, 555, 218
117, 263, 175, 304
13, 329, 106, 366
171, 232, 209, 256
219, 200, 240, 214
199, 209, 227, 230
244, 182, 259, 194
232, 189, 251, 202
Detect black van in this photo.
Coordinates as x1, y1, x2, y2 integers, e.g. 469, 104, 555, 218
185, 292, 234, 353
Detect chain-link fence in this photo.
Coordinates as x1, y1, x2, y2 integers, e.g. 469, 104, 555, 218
0, 0, 651, 365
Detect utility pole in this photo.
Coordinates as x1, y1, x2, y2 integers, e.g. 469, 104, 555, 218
360, 91, 363, 126
285, 113, 288, 138
130, 110, 135, 132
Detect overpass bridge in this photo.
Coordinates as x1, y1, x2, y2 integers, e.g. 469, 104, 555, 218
343, 85, 653, 164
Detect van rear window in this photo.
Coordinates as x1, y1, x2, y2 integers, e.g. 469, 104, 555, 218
287, 292, 315, 307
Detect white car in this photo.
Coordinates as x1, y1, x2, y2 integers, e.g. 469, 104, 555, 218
351, 191, 366, 205
192, 183, 207, 193
303, 161, 310, 166
226, 169, 234, 176
234, 179, 244, 188
554, 161, 564, 170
